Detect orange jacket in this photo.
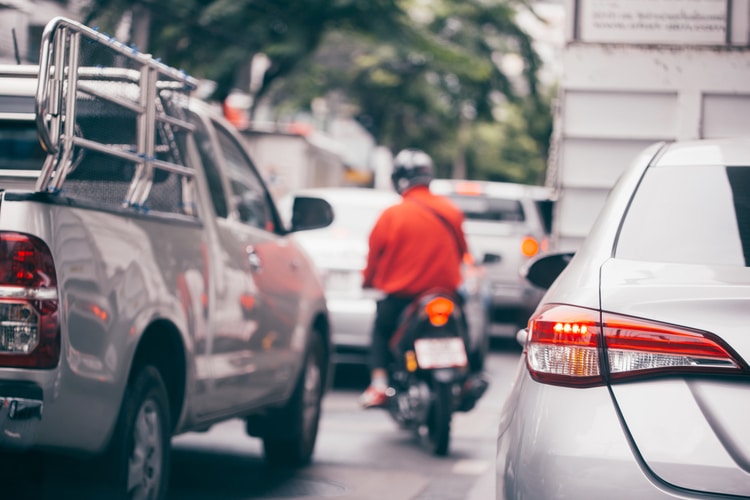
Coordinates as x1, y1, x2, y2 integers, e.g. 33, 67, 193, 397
363, 185, 468, 296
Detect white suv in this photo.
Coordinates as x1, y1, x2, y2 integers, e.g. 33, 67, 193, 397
430, 180, 553, 339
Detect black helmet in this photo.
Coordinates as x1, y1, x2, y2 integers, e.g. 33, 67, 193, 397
391, 148, 434, 194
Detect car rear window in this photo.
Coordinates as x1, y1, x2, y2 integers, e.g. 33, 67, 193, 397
0, 119, 46, 171
616, 165, 750, 267
447, 195, 525, 222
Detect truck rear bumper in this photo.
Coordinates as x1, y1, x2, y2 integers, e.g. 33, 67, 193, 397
0, 365, 123, 455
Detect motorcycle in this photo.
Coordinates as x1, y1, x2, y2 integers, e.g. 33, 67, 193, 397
384, 289, 488, 456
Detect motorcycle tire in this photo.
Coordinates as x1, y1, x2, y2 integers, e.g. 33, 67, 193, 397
424, 381, 453, 456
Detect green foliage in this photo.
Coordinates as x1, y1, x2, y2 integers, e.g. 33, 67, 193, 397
83, 0, 554, 184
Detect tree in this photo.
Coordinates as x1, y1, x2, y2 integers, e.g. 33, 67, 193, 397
83, 0, 408, 102
262, 0, 550, 180
83, 0, 551, 182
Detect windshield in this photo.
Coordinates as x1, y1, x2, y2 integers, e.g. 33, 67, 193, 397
447, 195, 525, 222
0, 120, 46, 171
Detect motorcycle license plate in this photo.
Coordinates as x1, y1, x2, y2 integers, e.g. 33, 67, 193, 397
413, 338, 468, 369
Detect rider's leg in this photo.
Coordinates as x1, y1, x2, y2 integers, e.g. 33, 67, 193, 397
361, 295, 412, 407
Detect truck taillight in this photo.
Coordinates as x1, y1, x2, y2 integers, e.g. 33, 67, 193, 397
526, 304, 744, 387
0, 232, 60, 368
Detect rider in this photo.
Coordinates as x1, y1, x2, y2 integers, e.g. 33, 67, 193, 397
360, 148, 470, 408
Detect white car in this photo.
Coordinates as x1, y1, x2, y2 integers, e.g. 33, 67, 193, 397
497, 137, 750, 499
282, 187, 490, 370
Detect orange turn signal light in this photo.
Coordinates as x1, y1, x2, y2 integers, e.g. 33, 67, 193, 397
521, 236, 540, 258
405, 351, 418, 372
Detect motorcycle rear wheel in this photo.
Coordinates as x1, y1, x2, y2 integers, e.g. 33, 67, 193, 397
423, 381, 452, 456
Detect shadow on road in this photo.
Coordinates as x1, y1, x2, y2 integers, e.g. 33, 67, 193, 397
489, 337, 523, 353
167, 449, 347, 499
331, 363, 370, 390
331, 335, 522, 391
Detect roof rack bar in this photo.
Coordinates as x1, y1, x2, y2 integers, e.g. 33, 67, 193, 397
32, 17, 199, 212
51, 29, 80, 191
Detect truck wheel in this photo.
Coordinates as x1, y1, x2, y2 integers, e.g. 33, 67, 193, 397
106, 366, 171, 500
262, 333, 324, 467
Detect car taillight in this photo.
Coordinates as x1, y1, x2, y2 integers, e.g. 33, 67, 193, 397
0, 232, 60, 368
526, 305, 603, 386
603, 313, 741, 379
526, 304, 744, 387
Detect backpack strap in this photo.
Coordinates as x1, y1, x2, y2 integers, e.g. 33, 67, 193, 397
409, 198, 465, 257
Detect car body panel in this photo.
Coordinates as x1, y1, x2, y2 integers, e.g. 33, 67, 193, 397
599, 260, 750, 363
612, 379, 750, 496
0, 200, 203, 451
0, 66, 331, 456
497, 367, 678, 500
497, 137, 750, 499
600, 252, 750, 497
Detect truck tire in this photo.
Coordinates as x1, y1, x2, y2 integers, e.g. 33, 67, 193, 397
262, 332, 324, 467
106, 365, 172, 500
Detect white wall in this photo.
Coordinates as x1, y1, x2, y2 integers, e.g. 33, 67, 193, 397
549, 0, 750, 251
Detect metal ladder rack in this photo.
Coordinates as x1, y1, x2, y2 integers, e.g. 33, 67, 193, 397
34, 17, 199, 212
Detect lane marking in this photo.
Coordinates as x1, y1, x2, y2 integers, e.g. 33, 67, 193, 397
452, 459, 490, 475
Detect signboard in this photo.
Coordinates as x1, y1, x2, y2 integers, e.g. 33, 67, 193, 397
579, 0, 728, 45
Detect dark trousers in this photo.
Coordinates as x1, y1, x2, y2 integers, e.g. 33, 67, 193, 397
369, 295, 415, 373
369, 292, 471, 373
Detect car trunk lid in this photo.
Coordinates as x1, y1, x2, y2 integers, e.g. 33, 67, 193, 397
601, 258, 750, 497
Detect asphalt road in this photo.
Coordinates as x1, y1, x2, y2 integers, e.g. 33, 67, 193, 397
3, 340, 522, 499
167, 339, 523, 500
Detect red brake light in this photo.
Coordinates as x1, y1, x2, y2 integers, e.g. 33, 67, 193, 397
603, 313, 741, 379
0, 232, 60, 368
526, 305, 603, 386
526, 304, 743, 387
0, 232, 56, 288
425, 297, 454, 327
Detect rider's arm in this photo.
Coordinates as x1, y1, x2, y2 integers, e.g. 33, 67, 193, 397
362, 211, 390, 289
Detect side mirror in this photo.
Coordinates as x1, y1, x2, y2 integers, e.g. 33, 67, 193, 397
290, 196, 334, 232
515, 328, 528, 348
482, 252, 502, 265
521, 251, 574, 290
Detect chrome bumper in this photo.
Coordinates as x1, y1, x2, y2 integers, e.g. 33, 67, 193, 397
0, 396, 43, 448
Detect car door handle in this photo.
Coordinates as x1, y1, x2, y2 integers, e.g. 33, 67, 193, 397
246, 246, 262, 272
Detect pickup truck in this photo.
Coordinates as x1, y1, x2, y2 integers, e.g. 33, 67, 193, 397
0, 17, 334, 499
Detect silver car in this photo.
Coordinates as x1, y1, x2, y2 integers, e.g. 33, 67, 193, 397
429, 179, 552, 339
497, 137, 750, 499
281, 187, 490, 369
